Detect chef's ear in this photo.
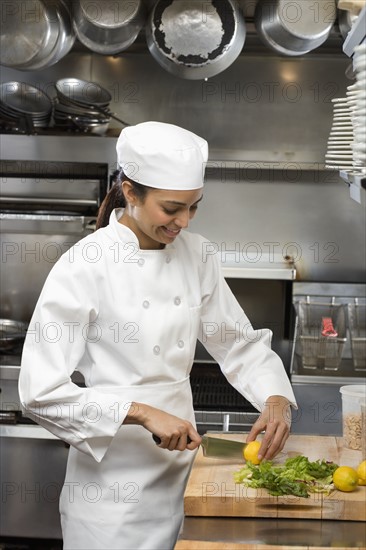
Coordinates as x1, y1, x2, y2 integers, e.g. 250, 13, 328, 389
121, 180, 138, 206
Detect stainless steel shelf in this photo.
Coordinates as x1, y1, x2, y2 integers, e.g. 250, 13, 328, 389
222, 264, 296, 280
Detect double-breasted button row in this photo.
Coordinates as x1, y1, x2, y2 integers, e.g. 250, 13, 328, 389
152, 340, 185, 355
142, 297, 181, 308
137, 256, 172, 266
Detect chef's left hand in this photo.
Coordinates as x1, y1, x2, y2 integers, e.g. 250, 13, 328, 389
246, 395, 291, 461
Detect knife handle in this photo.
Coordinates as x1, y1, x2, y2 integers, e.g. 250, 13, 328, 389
152, 434, 192, 445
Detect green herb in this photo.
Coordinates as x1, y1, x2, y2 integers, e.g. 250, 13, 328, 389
233, 455, 338, 498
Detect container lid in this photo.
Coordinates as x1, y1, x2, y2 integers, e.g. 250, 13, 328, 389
340, 385, 366, 404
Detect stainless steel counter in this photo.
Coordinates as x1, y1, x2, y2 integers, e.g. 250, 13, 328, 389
178, 517, 366, 547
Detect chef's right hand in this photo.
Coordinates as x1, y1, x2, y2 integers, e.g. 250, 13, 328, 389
123, 401, 201, 451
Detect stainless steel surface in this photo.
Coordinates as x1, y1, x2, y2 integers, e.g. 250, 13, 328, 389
0, 318, 27, 351
56, 77, 112, 106
179, 517, 366, 547
0, 155, 106, 323
1, 49, 365, 283
291, 282, 366, 381
0, 429, 67, 539
255, 0, 337, 56
194, 410, 260, 434
0, 82, 52, 128
20, 0, 76, 71
291, 382, 342, 435
72, 0, 146, 54
146, 0, 246, 79
200, 434, 247, 459
0, 0, 60, 69
0, 212, 96, 233
0, 176, 101, 204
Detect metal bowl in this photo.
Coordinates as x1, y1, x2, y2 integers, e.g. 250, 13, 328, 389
0, 0, 60, 69
254, 0, 337, 56
0, 82, 52, 128
55, 78, 112, 107
72, 0, 147, 55
145, 0, 246, 80
0, 319, 28, 351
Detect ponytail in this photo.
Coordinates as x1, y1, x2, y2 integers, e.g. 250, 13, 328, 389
96, 169, 149, 230
96, 170, 125, 230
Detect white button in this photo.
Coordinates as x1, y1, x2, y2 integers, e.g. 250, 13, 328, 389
138, 258, 145, 267
177, 340, 184, 349
143, 300, 150, 309
153, 345, 160, 355
174, 297, 181, 306
165, 256, 171, 263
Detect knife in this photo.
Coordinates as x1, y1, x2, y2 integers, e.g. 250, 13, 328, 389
152, 433, 247, 459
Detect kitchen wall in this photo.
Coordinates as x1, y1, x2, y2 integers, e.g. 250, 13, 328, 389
1, 36, 365, 283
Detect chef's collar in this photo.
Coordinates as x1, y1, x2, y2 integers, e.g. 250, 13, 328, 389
116, 121, 208, 190
109, 209, 175, 251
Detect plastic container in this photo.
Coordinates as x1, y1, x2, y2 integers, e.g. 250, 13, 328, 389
296, 301, 347, 370
361, 402, 366, 460
340, 385, 366, 450
348, 302, 366, 372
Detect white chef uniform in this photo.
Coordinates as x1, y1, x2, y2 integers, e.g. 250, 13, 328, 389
19, 208, 296, 550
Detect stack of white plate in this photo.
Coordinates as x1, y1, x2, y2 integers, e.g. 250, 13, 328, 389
351, 44, 366, 172
325, 97, 354, 170
326, 43, 366, 173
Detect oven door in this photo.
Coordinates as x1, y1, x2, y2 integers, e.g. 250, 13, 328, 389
0, 212, 95, 321
0, 424, 68, 539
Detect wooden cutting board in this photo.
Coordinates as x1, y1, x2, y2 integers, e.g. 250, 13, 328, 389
184, 434, 365, 521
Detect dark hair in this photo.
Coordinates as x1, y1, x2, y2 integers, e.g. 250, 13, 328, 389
96, 169, 149, 229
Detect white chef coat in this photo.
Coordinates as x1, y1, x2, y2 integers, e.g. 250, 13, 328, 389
19, 208, 296, 550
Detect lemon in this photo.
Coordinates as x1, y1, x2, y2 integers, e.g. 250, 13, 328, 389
333, 466, 359, 492
356, 460, 366, 486
243, 440, 262, 464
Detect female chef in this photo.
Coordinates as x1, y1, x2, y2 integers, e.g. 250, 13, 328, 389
19, 121, 296, 550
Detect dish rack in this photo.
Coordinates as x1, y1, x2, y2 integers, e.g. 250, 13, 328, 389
348, 300, 366, 371
295, 298, 347, 370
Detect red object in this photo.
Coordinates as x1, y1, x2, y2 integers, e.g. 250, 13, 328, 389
321, 317, 338, 338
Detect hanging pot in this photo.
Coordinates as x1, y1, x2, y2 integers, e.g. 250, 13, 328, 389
254, 0, 337, 56
72, 0, 147, 55
0, 0, 75, 70
24, 0, 76, 71
145, 0, 246, 80
0, 0, 60, 69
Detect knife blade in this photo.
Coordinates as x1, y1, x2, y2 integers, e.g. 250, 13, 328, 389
152, 434, 247, 459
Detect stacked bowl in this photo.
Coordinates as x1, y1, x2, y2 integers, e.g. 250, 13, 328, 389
53, 78, 112, 134
0, 81, 52, 130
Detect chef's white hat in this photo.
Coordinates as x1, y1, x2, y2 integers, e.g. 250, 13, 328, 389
116, 121, 208, 190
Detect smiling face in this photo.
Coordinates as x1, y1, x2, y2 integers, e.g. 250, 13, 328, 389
119, 181, 203, 250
